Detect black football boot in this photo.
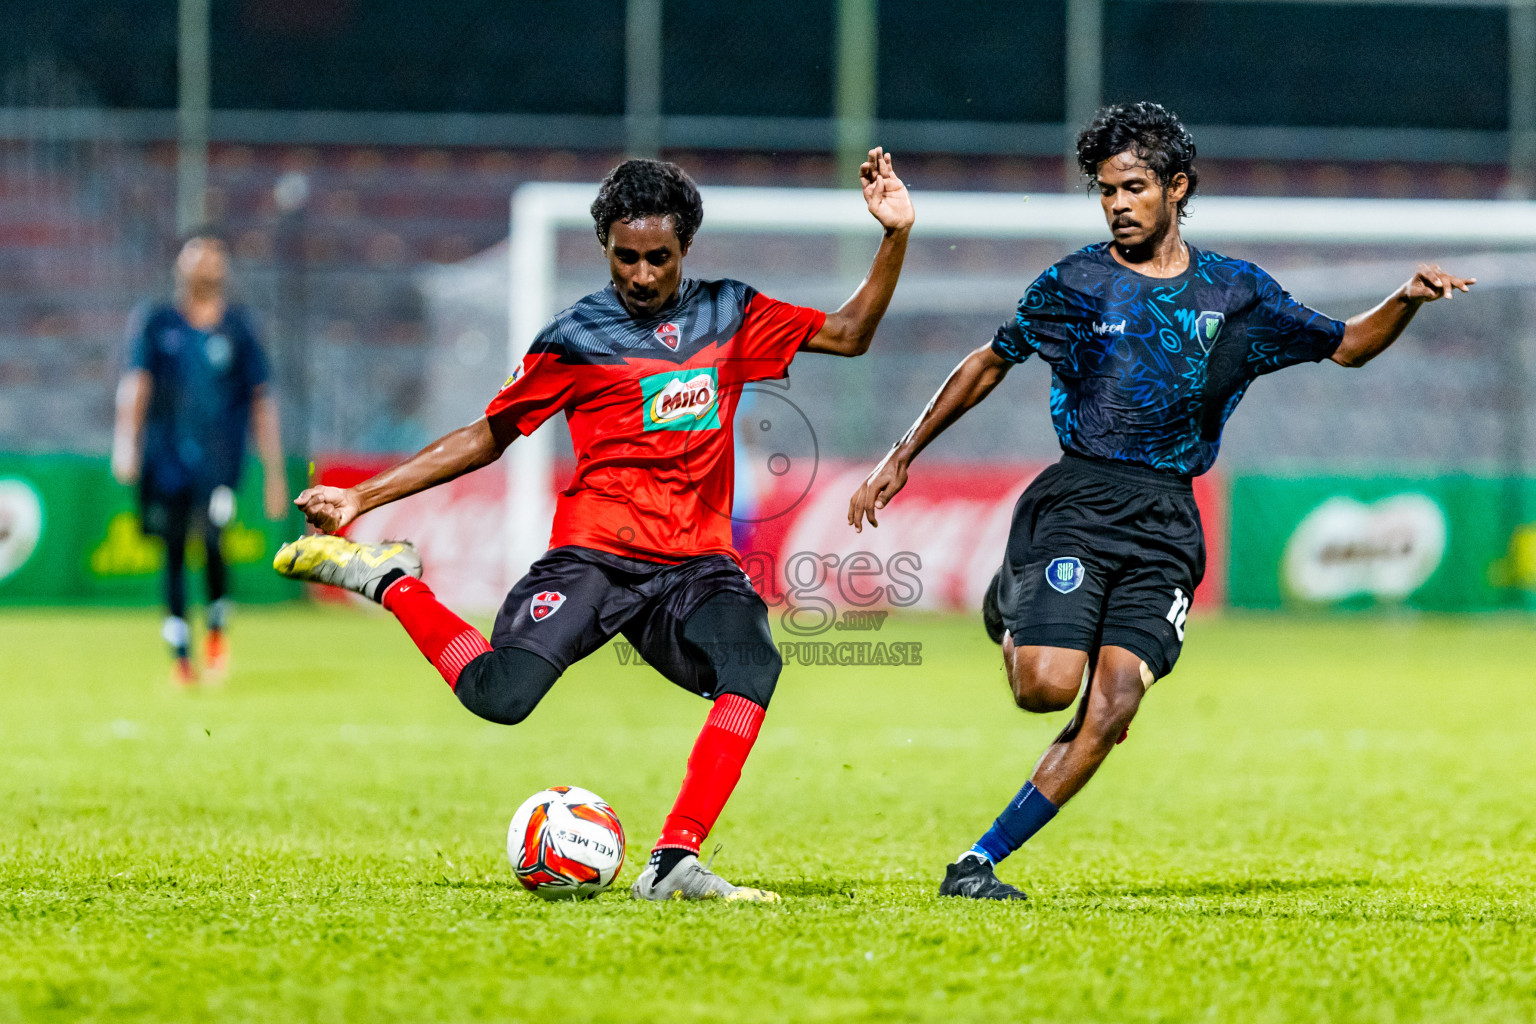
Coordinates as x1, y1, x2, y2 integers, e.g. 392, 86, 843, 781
939, 854, 1028, 900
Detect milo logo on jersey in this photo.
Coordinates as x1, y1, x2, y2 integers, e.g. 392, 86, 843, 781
640, 367, 721, 431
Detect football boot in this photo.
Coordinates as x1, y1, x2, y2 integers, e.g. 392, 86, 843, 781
630, 853, 780, 903
273, 535, 421, 602
170, 655, 198, 688
203, 628, 229, 683
939, 853, 1028, 901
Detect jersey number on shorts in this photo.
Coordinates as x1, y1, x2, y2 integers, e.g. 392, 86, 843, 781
1165, 588, 1190, 642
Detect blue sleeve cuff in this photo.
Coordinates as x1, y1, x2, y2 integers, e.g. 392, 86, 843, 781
1322, 317, 1346, 359
990, 321, 1035, 365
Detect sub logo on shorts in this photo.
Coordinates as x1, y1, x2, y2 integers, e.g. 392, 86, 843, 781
1045, 557, 1084, 594
530, 591, 565, 621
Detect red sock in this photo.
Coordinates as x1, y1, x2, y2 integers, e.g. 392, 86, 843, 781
654, 694, 766, 853
381, 576, 490, 690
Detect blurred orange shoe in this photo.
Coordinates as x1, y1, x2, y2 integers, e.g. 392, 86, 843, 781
204, 629, 229, 683
171, 656, 198, 688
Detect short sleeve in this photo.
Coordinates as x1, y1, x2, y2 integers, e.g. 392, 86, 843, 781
1244, 269, 1345, 376
991, 267, 1075, 365
124, 301, 155, 372
484, 323, 577, 445
722, 290, 826, 383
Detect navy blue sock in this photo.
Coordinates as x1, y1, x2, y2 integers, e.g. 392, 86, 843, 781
969, 782, 1058, 865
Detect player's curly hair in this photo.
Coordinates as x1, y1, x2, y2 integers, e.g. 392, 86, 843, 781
590, 159, 704, 250
1076, 101, 1199, 219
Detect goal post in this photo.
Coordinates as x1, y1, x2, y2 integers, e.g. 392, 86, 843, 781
507, 184, 1536, 593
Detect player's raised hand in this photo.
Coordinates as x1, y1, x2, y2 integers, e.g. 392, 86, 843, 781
847, 453, 909, 533
293, 484, 361, 533
1405, 263, 1475, 302
860, 147, 915, 233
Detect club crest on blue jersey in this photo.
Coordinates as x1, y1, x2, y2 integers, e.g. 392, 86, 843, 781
204, 333, 233, 371
654, 321, 681, 351
1045, 557, 1084, 594
1193, 311, 1225, 352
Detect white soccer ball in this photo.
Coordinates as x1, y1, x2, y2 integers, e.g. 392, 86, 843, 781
506, 786, 626, 900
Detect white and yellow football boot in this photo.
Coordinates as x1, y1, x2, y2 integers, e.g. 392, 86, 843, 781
629, 854, 780, 903
273, 535, 422, 602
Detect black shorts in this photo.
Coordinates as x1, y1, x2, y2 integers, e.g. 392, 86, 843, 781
138, 482, 218, 540
491, 545, 767, 698
996, 451, 1205, 679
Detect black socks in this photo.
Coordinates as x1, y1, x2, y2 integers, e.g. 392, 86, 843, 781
649, 846, 692, 881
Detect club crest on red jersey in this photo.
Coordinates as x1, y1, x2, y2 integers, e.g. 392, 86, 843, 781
654, 322, 681, 351
530, 591, 565, 621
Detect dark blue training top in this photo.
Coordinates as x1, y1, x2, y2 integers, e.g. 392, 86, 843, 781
991, 242, 1345, 477
126, 301, 270, 496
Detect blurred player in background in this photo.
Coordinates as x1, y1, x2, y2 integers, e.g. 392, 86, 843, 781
849, 102, 1474, 900
112, 231, 288, 685
274, 152, 915, 901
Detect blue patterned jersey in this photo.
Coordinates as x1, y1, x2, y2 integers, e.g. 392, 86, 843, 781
127, 301, 270, 495
991, 242, 1345, 477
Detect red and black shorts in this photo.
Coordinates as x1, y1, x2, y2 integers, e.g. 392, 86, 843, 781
491, 545, 768, 698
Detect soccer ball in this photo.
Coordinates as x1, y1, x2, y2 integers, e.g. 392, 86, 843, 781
506, 786, 626, 900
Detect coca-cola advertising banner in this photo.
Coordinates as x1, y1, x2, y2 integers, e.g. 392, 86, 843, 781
316, 456, 1228, 618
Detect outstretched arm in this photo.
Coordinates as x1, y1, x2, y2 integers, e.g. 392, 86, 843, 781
802, 147, 916, 357
1332, 263, 1475, 367
293, 417, 508, 533
847, 343, 1012, 531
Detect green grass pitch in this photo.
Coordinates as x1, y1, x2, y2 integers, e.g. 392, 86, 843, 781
1, 606, 1533, 1022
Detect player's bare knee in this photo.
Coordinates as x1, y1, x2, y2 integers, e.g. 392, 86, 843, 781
1010, 677, 1077, 713
1006, 650, 1079, 713
1007, 674, 1077, 714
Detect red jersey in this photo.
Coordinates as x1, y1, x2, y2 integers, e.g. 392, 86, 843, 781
485, 279, 825, 564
